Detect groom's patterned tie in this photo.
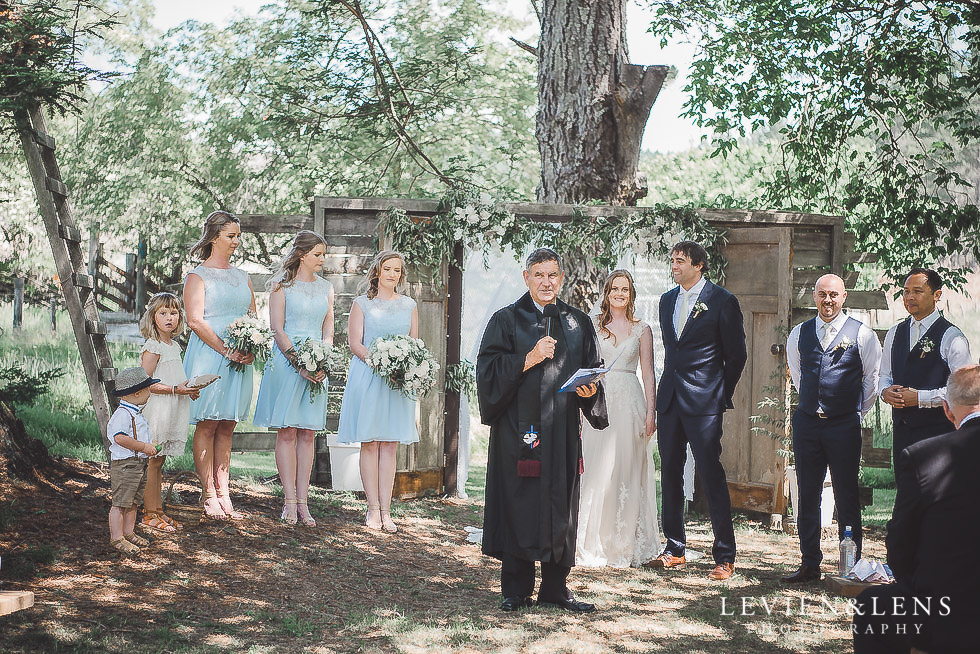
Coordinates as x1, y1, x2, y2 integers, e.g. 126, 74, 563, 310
676, 290, 690, 336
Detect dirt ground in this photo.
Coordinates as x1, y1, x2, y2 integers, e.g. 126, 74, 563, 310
0, 448, 884, 653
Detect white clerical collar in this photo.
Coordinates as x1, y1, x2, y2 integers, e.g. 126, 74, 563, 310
532, 299, 555, 315
678, 276, 706, 298
910, 308, 940, 331
959, 411, 980, 428
817, 312, 849, 332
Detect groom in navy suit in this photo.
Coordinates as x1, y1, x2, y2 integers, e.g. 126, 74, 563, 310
647, 241, 746, 580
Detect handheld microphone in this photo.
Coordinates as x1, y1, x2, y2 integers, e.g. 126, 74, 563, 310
543, 304, 559, 340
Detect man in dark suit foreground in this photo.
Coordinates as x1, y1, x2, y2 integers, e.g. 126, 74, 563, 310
853, 364, 980, 654
647, 241, 746, 581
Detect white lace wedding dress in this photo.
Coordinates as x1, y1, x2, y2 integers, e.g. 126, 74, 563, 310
577, 319, 661, 567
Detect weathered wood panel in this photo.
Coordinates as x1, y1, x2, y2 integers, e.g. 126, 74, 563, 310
393, 467, 444, 499
718, 227, 791, 513
791, 287, 888, 310
726, 481, 775, 514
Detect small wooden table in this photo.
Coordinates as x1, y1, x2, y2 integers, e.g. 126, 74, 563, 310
0, 590, 35, 615
825, 575, 889, 597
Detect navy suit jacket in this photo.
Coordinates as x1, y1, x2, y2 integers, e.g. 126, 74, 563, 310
657, 279, 747, 415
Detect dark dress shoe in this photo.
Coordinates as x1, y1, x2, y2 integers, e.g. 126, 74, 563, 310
500, 596, 532, 612
780, 565, 822, 583
537, 596, 596, 613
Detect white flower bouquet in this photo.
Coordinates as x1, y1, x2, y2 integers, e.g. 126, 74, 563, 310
367, 334, 440, 398
286, 338, 333, 403
223, 316, 273, 372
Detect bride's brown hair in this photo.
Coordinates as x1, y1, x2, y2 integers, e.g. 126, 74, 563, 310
597, 269, 638, 345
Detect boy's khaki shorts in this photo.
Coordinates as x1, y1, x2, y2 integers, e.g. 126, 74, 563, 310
110, 458, 147, 508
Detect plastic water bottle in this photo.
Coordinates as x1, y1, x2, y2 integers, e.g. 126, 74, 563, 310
839, 526, 857, 576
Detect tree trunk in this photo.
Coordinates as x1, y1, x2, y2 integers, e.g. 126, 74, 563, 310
0, 402, 55, 483
537, 0, 669, 310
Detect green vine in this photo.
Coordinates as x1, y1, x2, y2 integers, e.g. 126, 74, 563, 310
378, 184, 729, 282
750, 324, 793, 465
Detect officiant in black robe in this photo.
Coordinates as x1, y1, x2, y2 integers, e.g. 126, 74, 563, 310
477, 247, 608, 613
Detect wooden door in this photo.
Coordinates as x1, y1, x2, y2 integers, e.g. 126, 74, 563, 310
717, 227, 792, 514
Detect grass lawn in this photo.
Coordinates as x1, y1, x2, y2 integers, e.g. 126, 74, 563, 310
2, 300, 902, 652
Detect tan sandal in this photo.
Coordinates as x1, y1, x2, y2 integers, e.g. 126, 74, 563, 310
297, 500, 316, 527
110, 537, 140, 557
365, 504, 382, 530
158, 512, 183, 531
281, 499, 298, 525
217, 494, 245, 521
141, 510, 177, 534
125, 532, 150, 547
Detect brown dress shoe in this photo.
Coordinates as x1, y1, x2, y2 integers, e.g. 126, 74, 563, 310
708, 562, 735, 580
644, 552, 686, 569
780, 565, 822, 583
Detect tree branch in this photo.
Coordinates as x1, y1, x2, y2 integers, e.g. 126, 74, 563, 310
509, 37, 538, 57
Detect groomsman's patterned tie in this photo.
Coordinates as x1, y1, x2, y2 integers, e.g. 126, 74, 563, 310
677, 291, 690, 336
820, 322, 835, 350
911, 321, 920, 351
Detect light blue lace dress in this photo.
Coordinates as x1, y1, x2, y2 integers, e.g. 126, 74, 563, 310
337, 294, 419, 444
183, 265, 254, 424
253, 277, 333, 430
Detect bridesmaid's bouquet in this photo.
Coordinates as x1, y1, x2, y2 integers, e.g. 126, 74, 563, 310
367, 334, 439, 398
223, 316, 273, 372
286, 338, 333, 404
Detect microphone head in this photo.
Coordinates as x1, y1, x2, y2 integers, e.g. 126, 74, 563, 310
542, 304, 559, 319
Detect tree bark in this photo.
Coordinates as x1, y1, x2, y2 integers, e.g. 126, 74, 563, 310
0, 402, 54, 483
536, 0, 669, 309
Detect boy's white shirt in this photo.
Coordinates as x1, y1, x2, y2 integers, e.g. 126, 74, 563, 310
106, 401, 152, 460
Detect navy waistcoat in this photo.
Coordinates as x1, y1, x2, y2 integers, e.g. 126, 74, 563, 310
798, 317, 864, 417
892, 315, 952, 429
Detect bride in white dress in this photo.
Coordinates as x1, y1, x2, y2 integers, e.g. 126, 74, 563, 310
577, 270, 661, 567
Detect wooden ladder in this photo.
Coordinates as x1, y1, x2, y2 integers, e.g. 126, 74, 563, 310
15, 103, 115, 453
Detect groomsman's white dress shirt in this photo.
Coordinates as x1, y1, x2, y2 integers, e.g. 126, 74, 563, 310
786, 312, 882, 418
877, 308, 972, 407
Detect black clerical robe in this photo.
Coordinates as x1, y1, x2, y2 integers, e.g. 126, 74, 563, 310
477, 292, 608, 567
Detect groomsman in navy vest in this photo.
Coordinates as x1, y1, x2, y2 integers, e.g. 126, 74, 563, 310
647, 241, 746, 581
879, 268, 971, 475
781, 274, 881, 583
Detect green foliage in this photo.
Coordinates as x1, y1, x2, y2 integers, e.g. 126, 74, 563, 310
648, 0, 980, 287
0, 362, 65, 405
445, 358, 476, 401
540, 204, 729, 283
382, 184, 729, 282
0, 0, 116, 121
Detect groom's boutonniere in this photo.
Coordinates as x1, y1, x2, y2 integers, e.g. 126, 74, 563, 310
691, 300, 709, 320
918, 337, 935, 359
834, 337, 855, 352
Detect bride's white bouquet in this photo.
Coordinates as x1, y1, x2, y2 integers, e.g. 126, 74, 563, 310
286, 338, 333, 403
366, 334, 439, 398
223, 316, 273, 372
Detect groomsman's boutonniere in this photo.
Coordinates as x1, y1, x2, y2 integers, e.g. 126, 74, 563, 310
834, 337, 855, 352
691, 300, 709, 320
918, 337, 935, 358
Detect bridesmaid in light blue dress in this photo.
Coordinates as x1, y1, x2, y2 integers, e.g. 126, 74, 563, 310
183, 211, 256, 520
338, 250, 419, 533
254, 231, 334, 527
